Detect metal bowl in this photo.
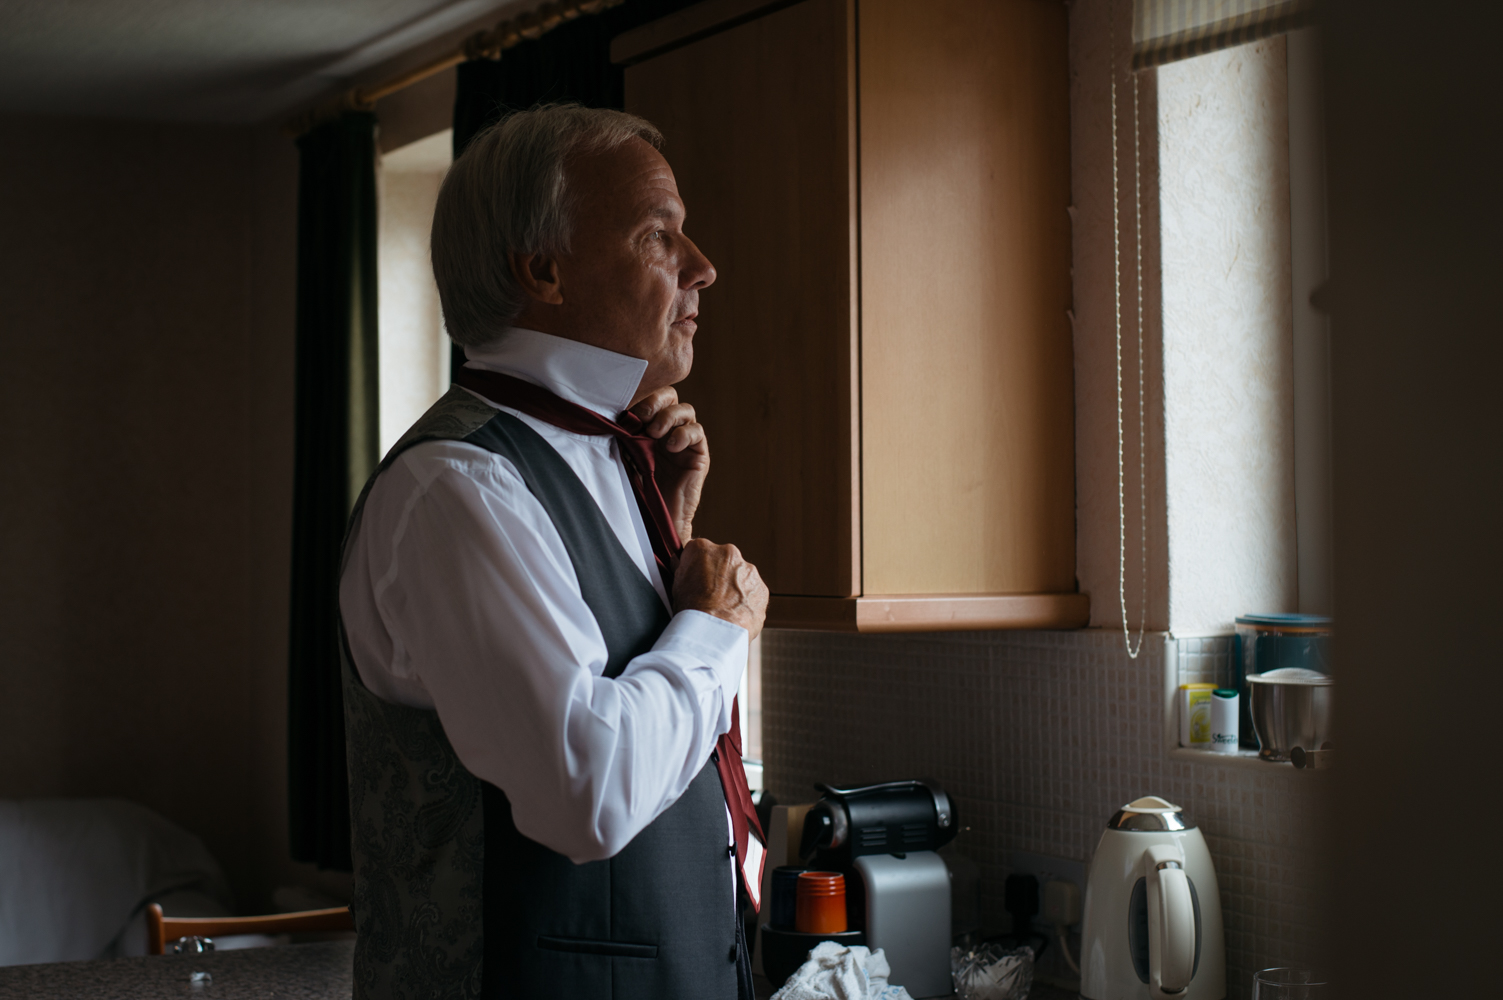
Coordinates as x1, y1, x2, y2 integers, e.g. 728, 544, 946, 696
1246, 668, 1333, 762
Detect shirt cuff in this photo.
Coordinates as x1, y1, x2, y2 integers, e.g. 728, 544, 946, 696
653, 610, 748, 695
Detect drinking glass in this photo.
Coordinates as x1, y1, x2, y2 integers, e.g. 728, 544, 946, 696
1252, 968, 1328, 999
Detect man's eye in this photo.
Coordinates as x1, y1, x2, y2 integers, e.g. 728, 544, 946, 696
649, 230, 664, 240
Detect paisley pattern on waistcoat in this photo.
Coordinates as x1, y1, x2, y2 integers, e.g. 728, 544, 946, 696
340, 387, 501, 1000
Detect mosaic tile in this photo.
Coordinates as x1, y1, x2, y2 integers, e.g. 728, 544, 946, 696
760, 628, 1328, 1000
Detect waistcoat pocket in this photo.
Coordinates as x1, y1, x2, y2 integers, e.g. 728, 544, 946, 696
536, 936, 659, 959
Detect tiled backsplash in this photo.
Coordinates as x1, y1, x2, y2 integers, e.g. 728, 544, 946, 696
1174, 634, 1237, 687
760, 628, 1329, 1000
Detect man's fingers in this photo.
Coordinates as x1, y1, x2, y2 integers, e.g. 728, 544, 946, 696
671, 536, 766, 636
660, 421, 706, 454
644, 402, 697, 439
628, 386, 679, 424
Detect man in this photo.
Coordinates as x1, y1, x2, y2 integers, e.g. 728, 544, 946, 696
338, 104, 768, 1000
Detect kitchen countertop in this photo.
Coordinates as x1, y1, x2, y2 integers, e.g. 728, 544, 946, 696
0, 941, 1080, 1000
753, 973, 1080, 999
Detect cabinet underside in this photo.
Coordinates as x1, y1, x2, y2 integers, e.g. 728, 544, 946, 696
767, 593, 1091, 633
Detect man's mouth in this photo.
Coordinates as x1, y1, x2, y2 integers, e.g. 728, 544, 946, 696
671, 311, 698, 330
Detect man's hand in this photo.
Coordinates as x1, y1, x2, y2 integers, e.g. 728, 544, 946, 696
629, 387, 709, 541
672, 538, 769, 639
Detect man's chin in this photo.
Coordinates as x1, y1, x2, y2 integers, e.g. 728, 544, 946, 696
663, 330, 694, 382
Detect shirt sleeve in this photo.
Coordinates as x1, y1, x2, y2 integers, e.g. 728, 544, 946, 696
351, 445, 747, 864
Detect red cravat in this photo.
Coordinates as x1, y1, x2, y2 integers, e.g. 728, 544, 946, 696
452, 366, 766, 909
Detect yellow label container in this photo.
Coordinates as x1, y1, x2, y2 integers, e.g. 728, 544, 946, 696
1179, 683, 1217, 747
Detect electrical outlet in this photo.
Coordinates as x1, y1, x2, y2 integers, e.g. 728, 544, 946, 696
1041, 879, 1081, 927
1006, 852, 1087, 929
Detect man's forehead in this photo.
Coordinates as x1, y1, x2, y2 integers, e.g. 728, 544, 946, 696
569, 139, 684, 220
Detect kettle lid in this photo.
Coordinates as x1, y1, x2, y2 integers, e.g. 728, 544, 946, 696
1107, 795, 1195, 831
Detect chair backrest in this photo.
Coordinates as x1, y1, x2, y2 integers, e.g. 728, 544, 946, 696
145, 902, 354, 955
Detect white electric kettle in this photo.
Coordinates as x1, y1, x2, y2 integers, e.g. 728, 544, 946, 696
1080, 796, 1225, 1000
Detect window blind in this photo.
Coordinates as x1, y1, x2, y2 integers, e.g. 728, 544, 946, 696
1134, 0, 1315, 69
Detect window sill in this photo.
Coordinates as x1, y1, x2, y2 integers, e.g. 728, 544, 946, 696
1169, 746, 1292, 770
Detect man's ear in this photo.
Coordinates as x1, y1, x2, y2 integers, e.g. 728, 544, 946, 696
508, 251, 565, 306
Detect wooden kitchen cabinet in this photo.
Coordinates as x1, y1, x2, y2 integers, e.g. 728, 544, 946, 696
615, 0, 1086, 631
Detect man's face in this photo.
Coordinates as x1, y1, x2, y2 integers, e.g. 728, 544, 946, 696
548, 137, 716, 397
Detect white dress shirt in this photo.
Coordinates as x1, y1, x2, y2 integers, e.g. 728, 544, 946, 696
339, 327, 746, 867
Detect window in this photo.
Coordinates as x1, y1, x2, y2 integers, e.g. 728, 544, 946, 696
742, 638, 762, 792
1155, 28, 1330, 633
378, 129, 453, 456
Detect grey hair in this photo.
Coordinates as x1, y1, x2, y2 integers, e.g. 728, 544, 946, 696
431, 103, 664, 348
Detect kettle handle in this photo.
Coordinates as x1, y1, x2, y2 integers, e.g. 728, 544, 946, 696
1145, 848, 1195, 994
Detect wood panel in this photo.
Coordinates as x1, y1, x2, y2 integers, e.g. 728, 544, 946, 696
610, 0, 792, 64
767, 592, 1090, 633
858, 0, 1076, 595
626, 0, 860, 596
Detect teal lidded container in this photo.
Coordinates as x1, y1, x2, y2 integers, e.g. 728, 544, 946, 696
1233, 613, 1333, 749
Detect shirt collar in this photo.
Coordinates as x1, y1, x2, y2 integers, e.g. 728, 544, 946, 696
463, 327, 648, 420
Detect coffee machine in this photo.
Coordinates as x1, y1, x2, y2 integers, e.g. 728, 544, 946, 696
797, 780, 958, 998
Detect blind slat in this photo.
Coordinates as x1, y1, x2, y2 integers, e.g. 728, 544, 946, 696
1133, 0, 1316, 70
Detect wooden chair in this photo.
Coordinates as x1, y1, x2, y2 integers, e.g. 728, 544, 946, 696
146, 901, 354, 955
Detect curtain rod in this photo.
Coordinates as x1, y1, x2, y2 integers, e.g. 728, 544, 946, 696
285, 0, 625, 136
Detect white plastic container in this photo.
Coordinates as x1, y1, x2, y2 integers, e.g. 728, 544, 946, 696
1210, 689, 1239, 753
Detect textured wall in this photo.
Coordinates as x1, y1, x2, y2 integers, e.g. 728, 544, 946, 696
1159, 40, 1298, 632
0, 113, 343, 912
761, 628, 1327, 999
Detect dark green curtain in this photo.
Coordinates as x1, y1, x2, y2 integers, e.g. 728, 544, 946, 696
288, 111, 380, 872
449, 0, 703, 376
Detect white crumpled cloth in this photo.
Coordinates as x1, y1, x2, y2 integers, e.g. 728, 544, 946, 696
771, 941, 916, 1000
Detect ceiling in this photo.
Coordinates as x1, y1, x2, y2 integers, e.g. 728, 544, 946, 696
0, 0, 529, 124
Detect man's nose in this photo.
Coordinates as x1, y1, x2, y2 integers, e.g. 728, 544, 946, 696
680, 236, 716, 290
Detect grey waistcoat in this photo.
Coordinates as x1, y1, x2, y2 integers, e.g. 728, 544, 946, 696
339, 387, 737, 1000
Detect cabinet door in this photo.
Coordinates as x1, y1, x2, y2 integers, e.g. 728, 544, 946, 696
625, 0, 859, 597
859, 0, 1076, 595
